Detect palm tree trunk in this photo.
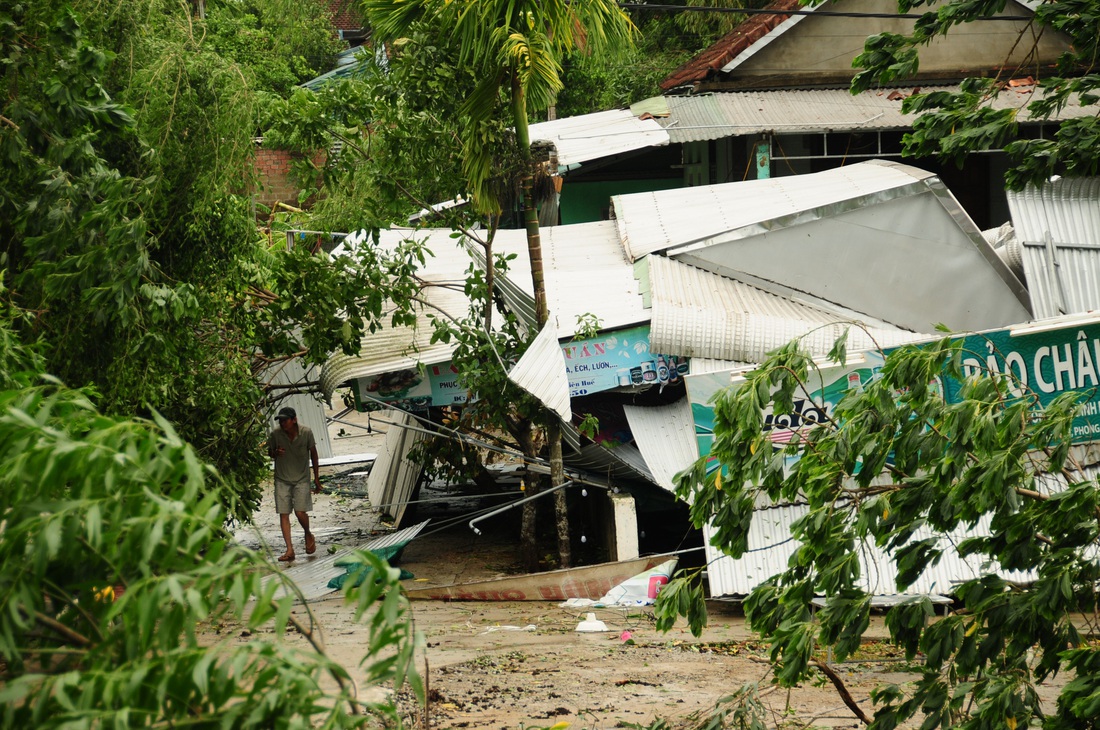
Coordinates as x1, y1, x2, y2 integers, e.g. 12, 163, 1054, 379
550, 422, 570, 567
511, 73, 569, 570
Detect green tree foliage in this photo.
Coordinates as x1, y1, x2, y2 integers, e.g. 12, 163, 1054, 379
554, 1, 781, 117
671, 0, 759, 42
658, 333, 1100, 728
263, 29, 523, 230
361, 0, 636, 214
206, 0, 345, 97
555, 44, 686, 118
1, 2, 422, 519
0, 292, 423, 727
852, 0, 1100, 189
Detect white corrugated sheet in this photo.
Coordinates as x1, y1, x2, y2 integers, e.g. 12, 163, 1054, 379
687, 357, 756, 374
625, 386, 1100, 599
655, 85, 1100, 144
629, 401, 1021, 597
1008, 176, 1100, 319
320, 229, 478, 398
528, 109, 669, 167
702, 506, 1035, 598
645, 255, 925, 362
702, 454, 1100, 598
507, 320, 571, 422
484, 221, 649, 337
623, 399, 699, 493
614, 160, 934, 261
267, 520, 431, 601
262, 357, 333, 459
366, 410, 430, 528
615, 160, 1032, 334
529, 424, 655, 485
573, 442, 655, 484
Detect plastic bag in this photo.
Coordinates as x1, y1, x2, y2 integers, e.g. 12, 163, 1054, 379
596, 558, 677, 606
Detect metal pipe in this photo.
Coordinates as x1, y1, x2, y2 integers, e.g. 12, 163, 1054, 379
469, 481, 574, 535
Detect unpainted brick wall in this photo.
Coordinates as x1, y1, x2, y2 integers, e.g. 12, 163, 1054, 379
253, 147, 326, 211
325, 0, 363, 31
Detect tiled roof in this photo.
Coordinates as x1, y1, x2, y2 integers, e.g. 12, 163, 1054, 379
660, 0, 802, 91
325, 0, 363, 31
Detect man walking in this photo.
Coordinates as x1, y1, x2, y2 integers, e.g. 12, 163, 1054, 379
267, 406, 322, 562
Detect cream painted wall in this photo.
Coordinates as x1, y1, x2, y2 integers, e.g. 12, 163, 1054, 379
724, 0, 1071, 86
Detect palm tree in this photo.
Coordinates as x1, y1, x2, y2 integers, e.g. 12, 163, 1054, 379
363, 0, 636, 569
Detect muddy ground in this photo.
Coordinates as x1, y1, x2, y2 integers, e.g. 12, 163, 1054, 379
242, 490, 926, 730
229, 406, 1066, 729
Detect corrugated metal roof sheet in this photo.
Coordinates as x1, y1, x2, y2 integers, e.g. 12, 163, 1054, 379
408, 221, 647, 343
646, 255, 924, 361
616, 160, 1032, 334
527, 422, 655, 485
366, 410, 430, 527
573, 442, 655, 485
528, 109, 669, 167
704, 505, 1036, 599
688, 358, 756, 374
622, 390, 1035, 598
268, 520, 431, 601
320, 229, 477, 397
507, 321, 571, 422
614, 160, 933, 261
489, 221, 650, 337
623, 399, 698, 493
656, 85, 1100, 143
1008, 176, 1100, 319
703, 451, 1100, 599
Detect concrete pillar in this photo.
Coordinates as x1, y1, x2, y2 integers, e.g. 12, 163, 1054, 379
607, 491, 639, 561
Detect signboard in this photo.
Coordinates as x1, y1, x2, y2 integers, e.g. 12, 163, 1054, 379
562, 324, 689, 398
354, 362, 468, 411
684, 315, 1100, 465
353, 325, 692, 410
425, 362, 470, 406
949, 321, 1100, 441
685, 354, 889, 469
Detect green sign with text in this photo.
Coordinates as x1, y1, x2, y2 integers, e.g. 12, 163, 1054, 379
685, 315, 1100, 467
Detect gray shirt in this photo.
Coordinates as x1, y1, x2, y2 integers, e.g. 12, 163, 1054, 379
268, 425, 316, 483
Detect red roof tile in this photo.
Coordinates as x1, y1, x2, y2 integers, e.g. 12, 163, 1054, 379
660, 0, 803, 91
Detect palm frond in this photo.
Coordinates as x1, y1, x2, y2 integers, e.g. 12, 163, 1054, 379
361, 0, 636, 210
459, 70, 510, 213
501, 32, 563, 113
360, 0, 432, 42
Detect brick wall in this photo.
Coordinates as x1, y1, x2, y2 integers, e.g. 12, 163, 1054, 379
253, 146, 326, 212
325, 0, 363, 32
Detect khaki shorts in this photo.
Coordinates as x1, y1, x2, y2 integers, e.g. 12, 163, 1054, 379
274, 478, 313, 514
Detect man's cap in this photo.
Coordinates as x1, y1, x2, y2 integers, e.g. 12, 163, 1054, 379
276, 406, 296, 422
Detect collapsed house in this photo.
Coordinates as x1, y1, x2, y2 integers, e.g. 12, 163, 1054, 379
314, 158, 1087, 598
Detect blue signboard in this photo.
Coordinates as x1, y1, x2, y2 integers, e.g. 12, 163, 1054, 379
562, 324, 688, 397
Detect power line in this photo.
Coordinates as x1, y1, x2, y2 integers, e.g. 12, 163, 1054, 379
619, 3, 1037, 21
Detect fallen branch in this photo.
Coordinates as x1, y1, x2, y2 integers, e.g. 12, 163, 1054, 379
33, 611, 90, 647
812, 658, 871, 724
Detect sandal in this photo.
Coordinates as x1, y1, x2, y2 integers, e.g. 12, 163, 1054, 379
305, 534, 316, 555
278, 552, 295, 562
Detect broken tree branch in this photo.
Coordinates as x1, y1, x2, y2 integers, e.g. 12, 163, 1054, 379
812, 658, 871, 725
